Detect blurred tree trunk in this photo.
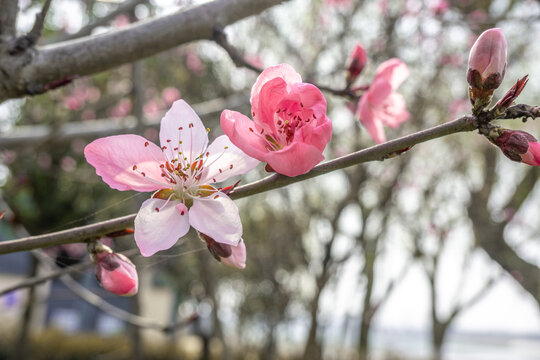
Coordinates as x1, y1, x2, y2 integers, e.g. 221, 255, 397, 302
14, 255, 38, 360
469, 149, 540, 306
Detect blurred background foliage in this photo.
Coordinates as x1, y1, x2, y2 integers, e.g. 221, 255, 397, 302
1, 0, 540, 359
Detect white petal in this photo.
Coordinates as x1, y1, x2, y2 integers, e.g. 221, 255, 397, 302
134, 198, 190, 256
159, 100, 209, 163
189, 193, 241, 246
200, 135, 260, 183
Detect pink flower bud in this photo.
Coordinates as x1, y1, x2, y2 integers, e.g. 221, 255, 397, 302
199, 232, 246, 269
467, 28, 507, 96
494, 130, 540, 166
92, 244, 138, 296
346, 44, 367, 86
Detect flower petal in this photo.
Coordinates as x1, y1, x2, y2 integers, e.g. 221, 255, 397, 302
199, 135, 260, 184
375, 58, 409, 90
221, 239, 247, 269
84, 134, 168, 192
189, 193, 241, 246
263, 141, 324, 177
357, 96, 387, 144
220, 110, 268, 160
159, 100, 209, 162
251, 64, 302, 116
134, 198, 190, 256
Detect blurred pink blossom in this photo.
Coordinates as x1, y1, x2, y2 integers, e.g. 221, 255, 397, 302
162, 87, 181, 106
356, 58, 410, 143
113, 14, 130, 28
2, 150, 16, 165
186, 51, 204, 75
36, 152, 52, 169
431, 0, 449, 15
109, 99, 132, 118
61, 156, 77, 172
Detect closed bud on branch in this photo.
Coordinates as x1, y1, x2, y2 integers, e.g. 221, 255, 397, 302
198, 232, 246, 269
493, 129, 540, 166
89, 242, 139, 296
467, 28, 507, 101
346, 44, 367, 86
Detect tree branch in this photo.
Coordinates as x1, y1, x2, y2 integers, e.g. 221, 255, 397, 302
57, 0, 145, 42
0, 0, 289, 102
0, 94, 247, 149
0, 0, 18, 39
0, 114, 478, 255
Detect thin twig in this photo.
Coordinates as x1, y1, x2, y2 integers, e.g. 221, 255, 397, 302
27, 0, 53, 44
0, 114, 478, 255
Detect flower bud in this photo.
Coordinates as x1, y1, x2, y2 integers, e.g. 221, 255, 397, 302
199, 232, 246, 269
90, 243, 138, 296
346, 44, 368, 86
467, 28, 507, 99
494, 130, 540, 166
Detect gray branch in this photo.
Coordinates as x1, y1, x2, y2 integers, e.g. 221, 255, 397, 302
0, 114, 478, 255
0, 0, 288, 102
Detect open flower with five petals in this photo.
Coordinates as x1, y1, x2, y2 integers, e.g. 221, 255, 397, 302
85, 100, 259, 258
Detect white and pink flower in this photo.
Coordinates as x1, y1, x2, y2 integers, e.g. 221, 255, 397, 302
85, 100, 259, 262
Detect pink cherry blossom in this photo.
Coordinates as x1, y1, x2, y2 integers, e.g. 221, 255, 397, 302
221, 64, 332, 177
356, 58, 410, 143
91, 244, 138, 296
85, 100, 259, 257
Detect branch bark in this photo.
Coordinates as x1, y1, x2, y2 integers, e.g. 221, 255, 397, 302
0, 0, 287, 102
0, 115, 479, 255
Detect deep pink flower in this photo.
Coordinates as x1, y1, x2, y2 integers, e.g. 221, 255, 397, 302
346, 44, 368, 86
356, 58, 410, 143
85, 100, 259, 257
91, 244, 138, 296
467, 28, 507, 96
221, 64, 332, 177
494, 130, 540, 166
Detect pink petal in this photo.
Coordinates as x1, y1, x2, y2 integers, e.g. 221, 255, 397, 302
291, 82, 328, 122
199, 135, 259, 184
263, 142, 324, 177
84, 134, 168, 192
220, 110, 268, 160
376, 92, 410, 127
366, 78, 393, 105
375, 58, 409, 90
221, 239, 247, 269
134, 198, 190, 256
159, 100, 209, 162
250, 64, 302, 114
256, 77, 289, 131
295, 115, 333, 153
357, 96, 387, 144
521, 142, 540, 166
189, 193, 242, 246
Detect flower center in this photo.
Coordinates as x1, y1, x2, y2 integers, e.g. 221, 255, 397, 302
250, 101, 318, 151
